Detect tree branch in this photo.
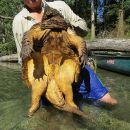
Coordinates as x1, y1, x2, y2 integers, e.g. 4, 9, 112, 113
0, 15, 13, 20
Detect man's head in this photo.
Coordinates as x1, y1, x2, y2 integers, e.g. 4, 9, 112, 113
23, 0, 44, 11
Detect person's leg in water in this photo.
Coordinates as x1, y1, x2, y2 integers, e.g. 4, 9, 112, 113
99, 93, 117, 105
78, 65, 118, 105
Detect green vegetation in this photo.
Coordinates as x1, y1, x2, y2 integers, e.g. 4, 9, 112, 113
0, 0, 22, 56
0, 0, 130, 56
65, 0, 130, 39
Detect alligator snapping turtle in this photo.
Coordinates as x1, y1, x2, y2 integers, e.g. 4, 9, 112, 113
21, 6, 87, 116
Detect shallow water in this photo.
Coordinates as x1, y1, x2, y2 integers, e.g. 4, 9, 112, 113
0, 63, 130, 130
97, 68, 130, 123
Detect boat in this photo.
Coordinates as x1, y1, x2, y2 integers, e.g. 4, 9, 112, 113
91, 51, 130, 75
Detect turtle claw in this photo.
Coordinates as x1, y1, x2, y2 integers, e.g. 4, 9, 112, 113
27, 111, 34, 117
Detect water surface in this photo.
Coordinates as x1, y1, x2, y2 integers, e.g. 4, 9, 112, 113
0, 63, 130, 130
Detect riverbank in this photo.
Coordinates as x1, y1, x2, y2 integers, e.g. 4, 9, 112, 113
0, 54, 18, 62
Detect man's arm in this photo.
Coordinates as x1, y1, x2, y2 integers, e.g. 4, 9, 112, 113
47, 1, 88, 36
12, 15, 24, 64
61, 1, 88, 36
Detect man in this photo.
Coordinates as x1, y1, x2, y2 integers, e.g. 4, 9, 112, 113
13, 0, 117, 105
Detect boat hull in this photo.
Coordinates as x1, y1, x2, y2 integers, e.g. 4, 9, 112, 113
94, 54, 130, 75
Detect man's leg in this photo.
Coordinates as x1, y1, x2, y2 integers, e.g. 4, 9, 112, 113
99, 93, 117, 105
79, 65, 118, 105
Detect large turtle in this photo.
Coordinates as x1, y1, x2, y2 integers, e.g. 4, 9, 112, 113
21, 5, 87, 117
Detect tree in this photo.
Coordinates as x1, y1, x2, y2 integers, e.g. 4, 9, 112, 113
0, 0, 22, 56
91, 0, 96, 39
117, 0, 124, 37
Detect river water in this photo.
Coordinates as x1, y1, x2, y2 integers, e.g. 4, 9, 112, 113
0, 62, 130, 130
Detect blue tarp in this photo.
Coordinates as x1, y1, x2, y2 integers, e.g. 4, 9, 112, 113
85, 0, 123, 23
97, 0, 104, 23
85, 0, 104, 23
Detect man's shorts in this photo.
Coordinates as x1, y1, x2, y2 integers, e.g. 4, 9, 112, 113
78, 65, 108, 100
